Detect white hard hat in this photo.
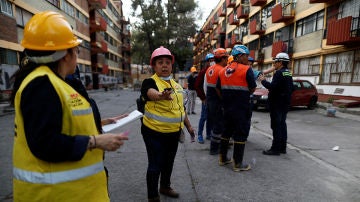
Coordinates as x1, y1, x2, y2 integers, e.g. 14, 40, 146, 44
274, 52, 290, 62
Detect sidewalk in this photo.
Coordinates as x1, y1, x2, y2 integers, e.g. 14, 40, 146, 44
316, 102, 360, 122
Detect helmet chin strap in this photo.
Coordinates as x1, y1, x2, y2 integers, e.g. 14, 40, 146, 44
26, 50, 67, 64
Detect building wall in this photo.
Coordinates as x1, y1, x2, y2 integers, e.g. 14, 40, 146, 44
193, 0, 360, 100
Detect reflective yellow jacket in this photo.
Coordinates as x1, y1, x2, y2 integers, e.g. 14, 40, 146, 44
13, 66, 109, 202
143, 74, 185, 133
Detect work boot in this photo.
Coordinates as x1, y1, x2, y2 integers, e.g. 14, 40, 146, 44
148, 196, 160, 202
159, 187, 179, 198
233, 142, 251, 172
219, 138, 232, 165
262, 149, 280, 156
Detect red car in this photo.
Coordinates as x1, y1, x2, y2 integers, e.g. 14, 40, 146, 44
252, 79, 318, 110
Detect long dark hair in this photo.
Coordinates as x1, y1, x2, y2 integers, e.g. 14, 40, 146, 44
10, 49, 59, 105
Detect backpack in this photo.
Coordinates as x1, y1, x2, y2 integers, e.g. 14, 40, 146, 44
136, 94, 146, 114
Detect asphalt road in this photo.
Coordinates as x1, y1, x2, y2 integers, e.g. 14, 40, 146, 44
1, 89, 359, 201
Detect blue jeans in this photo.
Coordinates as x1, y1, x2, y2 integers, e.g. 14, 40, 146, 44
198, 102, 212, 138
142, 132, 179, 198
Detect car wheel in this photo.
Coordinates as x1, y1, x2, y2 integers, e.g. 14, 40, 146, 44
307, 96, 317, 110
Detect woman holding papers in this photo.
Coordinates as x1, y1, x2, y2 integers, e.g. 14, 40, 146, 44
10, 11, 127, 201
141, 46, 186, 202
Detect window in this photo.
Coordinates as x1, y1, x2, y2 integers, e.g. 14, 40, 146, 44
46, 0, 60, 8
61, 0, 75, 17
260, 33, 274, 49
15, 7, 33, 27
262, 1, 275, 18
321, 49, 360, 84
0, 48, 18, 65
296, 11, 324, 37
302, 81, 313, 89
294, 56, 320, 76
0, 0, 13, 16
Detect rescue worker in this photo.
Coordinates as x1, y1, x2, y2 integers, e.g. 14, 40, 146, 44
140, 46, 185, 201
186, 66, 198, 115
217, 45, 256, 171
11, 11, 128, 201
258, 52, 293, 155
195, 53, 214, 143
205, 48, 228, 155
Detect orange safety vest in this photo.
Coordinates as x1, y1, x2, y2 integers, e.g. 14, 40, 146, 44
206, 64, 224, 88
218, 62, 250, 91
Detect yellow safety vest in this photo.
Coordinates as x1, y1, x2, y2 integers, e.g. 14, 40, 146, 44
143, 74, 185, 133
13, 66, 109, 202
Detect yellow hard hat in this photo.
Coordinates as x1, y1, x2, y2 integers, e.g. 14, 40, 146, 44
190, 66, 197, 72
21, 11, 82, 51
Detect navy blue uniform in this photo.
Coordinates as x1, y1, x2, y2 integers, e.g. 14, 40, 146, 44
261, 67, 293, 152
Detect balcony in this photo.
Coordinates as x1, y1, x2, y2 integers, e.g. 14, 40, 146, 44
272, 3, 295, 23
309, 0, 332, 3
218, 7, 226, 17
237, 5, 249, 19
250, 19, 265, 35
91, 41, 108, 53
250, 0, 266, 7
88, 0, 106, 9
205, 23, 213, 33
229, 13, 239, 25
272, 41, 287, 58
226, 0, 236, 8
90, 17, 107, 32
231, 34, 242, 46
213, 16, 219, 24
327, 16, 360, 46
102, 64, 109, 74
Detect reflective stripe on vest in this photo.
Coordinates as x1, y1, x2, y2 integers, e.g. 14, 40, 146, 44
144, 111, 184, 123
13, 162, 104, 184
72, 107, 93, 116
221, 85, 249, 91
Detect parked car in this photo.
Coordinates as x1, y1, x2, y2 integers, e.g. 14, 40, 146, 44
252, 79, 318, 110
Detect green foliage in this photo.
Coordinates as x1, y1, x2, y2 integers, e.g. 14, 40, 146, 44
327, 96, 335, 104
130, 0, 199, 71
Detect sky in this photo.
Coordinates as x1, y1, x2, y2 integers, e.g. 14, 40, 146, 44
121, 0, 220, 28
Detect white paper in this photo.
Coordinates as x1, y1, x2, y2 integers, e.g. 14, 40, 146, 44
102, 110, 143, 132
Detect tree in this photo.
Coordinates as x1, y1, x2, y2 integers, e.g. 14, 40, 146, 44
130, 0, 199, 71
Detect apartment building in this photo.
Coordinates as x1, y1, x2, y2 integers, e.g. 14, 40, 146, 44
0, 0, 131, 93
193, 0, 360, 102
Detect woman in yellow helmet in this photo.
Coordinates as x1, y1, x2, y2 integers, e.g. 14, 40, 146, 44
10, 11, 128, 202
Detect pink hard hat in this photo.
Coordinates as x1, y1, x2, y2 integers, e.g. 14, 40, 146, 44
150, 46, 175, 66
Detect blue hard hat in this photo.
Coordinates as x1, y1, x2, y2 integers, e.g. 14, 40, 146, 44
231, 45, 249, 56
205, 53, 214, 61
248, 56, 255, 62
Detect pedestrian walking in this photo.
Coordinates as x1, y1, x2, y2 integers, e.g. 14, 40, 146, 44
205, 48, 228, 155
194, 53, 215, 143
10, 11, 128, 202
140, 46, 185, 201
217, 45, 256, 171
258, 52, 294, 155
186, 66, 198, 115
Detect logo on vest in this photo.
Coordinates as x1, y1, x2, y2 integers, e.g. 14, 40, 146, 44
68, 93, 84, 107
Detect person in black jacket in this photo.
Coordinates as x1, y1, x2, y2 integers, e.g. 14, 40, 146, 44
258, 52, 294, 155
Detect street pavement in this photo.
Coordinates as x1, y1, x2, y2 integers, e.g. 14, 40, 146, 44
1, 89, 360, 202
